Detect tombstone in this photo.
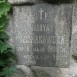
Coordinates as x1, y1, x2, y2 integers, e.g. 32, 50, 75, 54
6, 3, 72, 68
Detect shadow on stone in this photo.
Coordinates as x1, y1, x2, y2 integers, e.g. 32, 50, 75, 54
11, 65, 63, 77
32, 69, 51, 77
12, 68, 52, 77
42, 0, 73, 4
32, 66, 62, 77
12, 2, 35, 6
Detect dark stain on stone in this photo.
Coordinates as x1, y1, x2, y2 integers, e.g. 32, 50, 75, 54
42, 0, 74, 4
12, 2, 35, 6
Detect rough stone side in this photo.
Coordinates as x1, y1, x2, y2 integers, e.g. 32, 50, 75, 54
69, 4, 77, 77
71, 4, 77, 55
54, 4, 72, 67
5, 14, 16, 53
13, 6, 36, 65
7, 4, 73, 77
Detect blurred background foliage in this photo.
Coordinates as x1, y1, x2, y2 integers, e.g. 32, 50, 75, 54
0, 0, 17, 77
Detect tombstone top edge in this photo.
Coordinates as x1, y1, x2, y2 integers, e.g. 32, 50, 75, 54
8, 0, 75, 5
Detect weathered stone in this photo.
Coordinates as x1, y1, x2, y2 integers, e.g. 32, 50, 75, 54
12, 65, 34, 77
32, 66, 70, 77
69, 4, 77, 77
13, 5, 35, 66
10, 4, 72, 67
6, 15, 16, 52
71, 4, 77, 55
32, 69, 51, 77
10, 65, 70, 77
55, 4, 72, 67
7, 3, 77, 77
12, 65, 54, 77
8, 0, 43, 4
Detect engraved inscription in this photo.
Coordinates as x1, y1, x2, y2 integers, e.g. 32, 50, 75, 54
13, 4, 72, 67
32, 7, 56, 66
39, 8, 48, 20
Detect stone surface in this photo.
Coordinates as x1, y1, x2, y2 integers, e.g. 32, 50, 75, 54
13, 66, 71, 77
32, 66, 70, 77
6, 15, 16, 53
12, 65, 34, 77
69, 4, 77, 77
10, 4, 72, 67
55, 4, 72, 67
12, 65, 69, 77
8, 0, 43, 4
13, 6, 35, 65
12, 65, 52, 77
7, 3, 77, 77
31, 4, 57, 67
71, 4, 77, 55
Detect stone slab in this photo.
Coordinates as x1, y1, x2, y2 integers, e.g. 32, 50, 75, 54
7, 3, 77, 77
10, 4, 72, 67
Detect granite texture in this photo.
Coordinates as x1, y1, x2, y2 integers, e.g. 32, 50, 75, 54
8, 4, 72, 67
7, 3, 77, 77
11, 65, 70, 77
54, 4, 72, 67
5, 15, 16, 53
12, 65, 53, 77
71, 4, 77, 55
13, 5, 35, 65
